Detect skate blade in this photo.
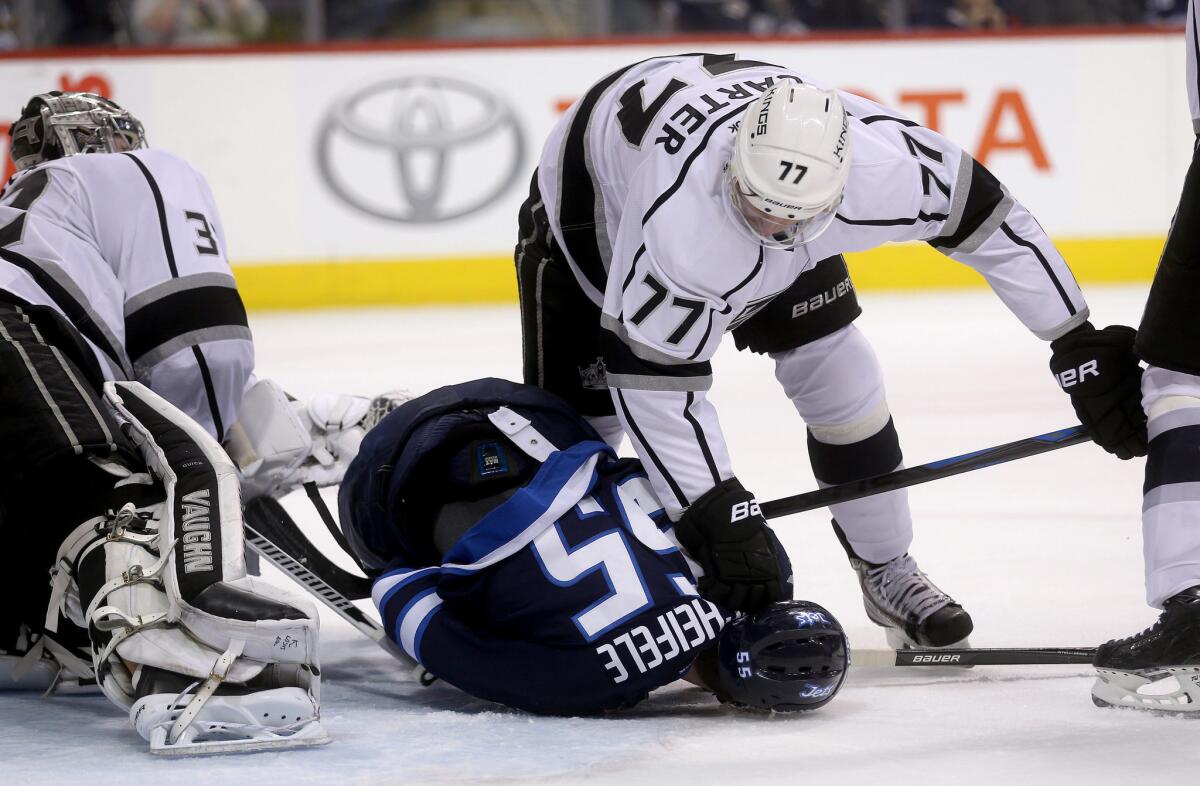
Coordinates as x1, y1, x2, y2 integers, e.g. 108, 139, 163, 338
1092, 667, 1200, 716
148, 719, 332, 757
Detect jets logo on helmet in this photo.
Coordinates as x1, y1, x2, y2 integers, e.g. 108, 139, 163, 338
727, 83, 852, 247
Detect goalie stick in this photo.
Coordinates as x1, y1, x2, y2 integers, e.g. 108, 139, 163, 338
243, 496, 416, 668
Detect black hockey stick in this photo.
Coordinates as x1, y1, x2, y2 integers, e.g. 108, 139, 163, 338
760, 425, 1088, 521
853, 646, 1096, 667
243, 496, 416, 667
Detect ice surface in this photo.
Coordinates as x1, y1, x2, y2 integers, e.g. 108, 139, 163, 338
4, 285, 1196, 785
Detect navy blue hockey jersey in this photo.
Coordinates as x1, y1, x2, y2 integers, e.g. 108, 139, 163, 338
371, 439, 724, 715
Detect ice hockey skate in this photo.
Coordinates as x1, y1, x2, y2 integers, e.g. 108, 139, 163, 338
835, 525, 973, 649
1092, 586, 1200, 715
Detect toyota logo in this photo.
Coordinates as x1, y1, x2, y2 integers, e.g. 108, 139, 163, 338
317, 76, 525, 223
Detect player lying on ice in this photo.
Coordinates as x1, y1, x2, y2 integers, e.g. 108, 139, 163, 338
0, 91, 386, 753
514, 54, 1146, 651
338, 377, 851, 715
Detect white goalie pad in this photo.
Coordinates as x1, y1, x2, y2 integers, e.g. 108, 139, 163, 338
47, 381, 327, 755
103, 381, 320, 668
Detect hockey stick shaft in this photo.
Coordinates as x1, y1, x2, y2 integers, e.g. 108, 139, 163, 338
759, 425, 1088, 521
853, 646, 1096, 667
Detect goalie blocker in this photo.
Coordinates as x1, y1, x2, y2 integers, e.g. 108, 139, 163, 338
47, 382, 328, 755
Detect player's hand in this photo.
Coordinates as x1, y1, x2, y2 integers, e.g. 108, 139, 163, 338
673, 477, 787, 612
1049, 322, 1146, 460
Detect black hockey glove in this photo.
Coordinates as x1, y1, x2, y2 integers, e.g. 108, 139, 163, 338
1049, 322, 1146, 460
673, 477, 786, 613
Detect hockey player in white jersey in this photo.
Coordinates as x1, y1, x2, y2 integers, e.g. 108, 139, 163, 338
515, 54, 1145, 648
1089, 0, 1200, 714
0, 91, 352, 754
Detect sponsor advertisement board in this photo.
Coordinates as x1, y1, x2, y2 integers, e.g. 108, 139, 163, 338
0, 32, 1187, 307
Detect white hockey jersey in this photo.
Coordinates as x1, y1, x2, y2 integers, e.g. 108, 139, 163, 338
537, 53, 1088, 518
0, 149, 252, 440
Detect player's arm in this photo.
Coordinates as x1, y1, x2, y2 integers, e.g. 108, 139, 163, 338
119, 160, 253, 441
878, 117, 1143, 458
602, 248, 785, 611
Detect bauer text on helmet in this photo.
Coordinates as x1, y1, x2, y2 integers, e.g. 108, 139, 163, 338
728, 83, 851, 246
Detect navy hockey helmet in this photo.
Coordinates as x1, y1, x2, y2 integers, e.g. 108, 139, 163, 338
9, 91, 147, 171
715, 600, 849, 712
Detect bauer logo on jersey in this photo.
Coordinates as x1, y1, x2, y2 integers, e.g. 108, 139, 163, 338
317, 76, 526, 223
791, 276, 855, 319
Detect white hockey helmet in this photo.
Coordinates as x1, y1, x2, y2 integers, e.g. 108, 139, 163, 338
728, 82, 851, 246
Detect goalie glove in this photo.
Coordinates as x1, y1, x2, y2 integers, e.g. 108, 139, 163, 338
230, 379, 408, 500
673, 477, 788, 613
1049, 322, 1147, 460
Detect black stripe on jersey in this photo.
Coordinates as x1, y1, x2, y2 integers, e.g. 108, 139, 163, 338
836, 211, 948, 227
860, 115, 920, 127
125, 285, 250, 364
0, 246, 126, 372
930, 159, 1005, 251
601, 326, 713, 380
721, 247, 764, 300
1194, 2, 1200, 117
998, 222, 1076, 316
621, 245, 646, 293
191, 345, 225, 439
687, 305, 728, 362
616, 388, 688, 509
559, 62, 644, 295
123, 154, 180, 277
1146, 424, 1200, 491
683, 391, 721, 484
124, 152, 226, 432
643, 101, 755, 226
807, 417, 903, 484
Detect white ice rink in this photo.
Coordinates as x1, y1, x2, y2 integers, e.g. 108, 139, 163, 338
4, 284, 1197, 785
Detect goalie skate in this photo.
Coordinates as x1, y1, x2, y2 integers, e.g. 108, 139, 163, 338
133, 682, 330, 757
1091, 585, 1200, 716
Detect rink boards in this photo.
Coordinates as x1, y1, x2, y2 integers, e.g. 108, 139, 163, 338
0, 30, 1188, 308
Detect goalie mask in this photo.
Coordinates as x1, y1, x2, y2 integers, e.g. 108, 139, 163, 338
9, 91, 147, 172
714, 600, 849, 712
728, 82, 851, 247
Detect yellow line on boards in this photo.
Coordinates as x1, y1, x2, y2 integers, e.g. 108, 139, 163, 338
232, 237, 1162, 311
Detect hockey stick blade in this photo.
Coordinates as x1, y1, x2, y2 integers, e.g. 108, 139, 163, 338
853, 646, 1097, 668
760, 425, 1088, 521
244, 497, 419, 668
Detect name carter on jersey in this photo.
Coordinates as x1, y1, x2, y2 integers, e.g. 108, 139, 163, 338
654, 74, 798, 154
595, 596, 724, 683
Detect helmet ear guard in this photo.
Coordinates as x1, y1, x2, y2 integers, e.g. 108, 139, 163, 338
9, 91, 147, 172
728, 82, 851, 246
713, 600, 849, 712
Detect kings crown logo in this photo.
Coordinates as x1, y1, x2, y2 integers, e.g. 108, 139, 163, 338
578, 357, 608, 390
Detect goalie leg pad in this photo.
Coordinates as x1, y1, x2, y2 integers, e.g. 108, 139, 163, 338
48, 382, 325, 752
